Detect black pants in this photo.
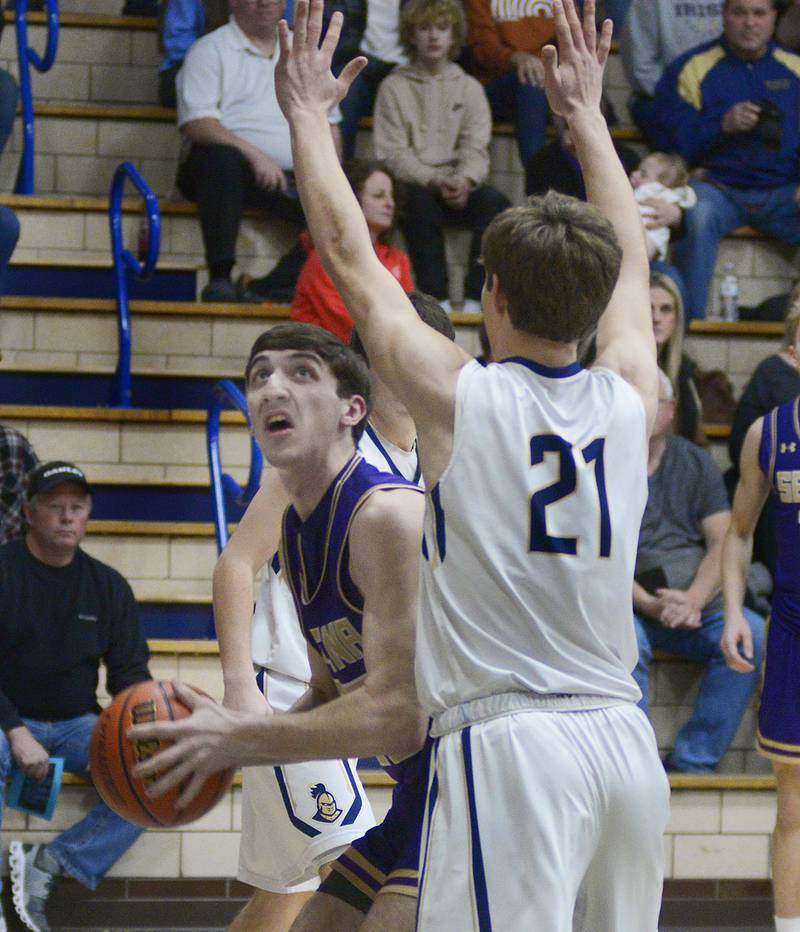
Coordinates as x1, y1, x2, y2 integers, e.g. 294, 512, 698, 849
158, 64, 180, 109
401, 184, 510, 301
177, 144, 305, 269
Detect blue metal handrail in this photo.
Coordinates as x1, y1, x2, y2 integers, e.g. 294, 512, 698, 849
207, 380, 263, 553
15, 0, 59, 194
108, 161, 160, 407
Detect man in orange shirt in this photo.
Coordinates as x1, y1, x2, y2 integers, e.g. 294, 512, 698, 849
464, 0, 555, 169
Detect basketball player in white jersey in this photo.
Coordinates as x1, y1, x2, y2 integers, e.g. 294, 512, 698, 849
267, 0, 670, 927
214, 299, 454, 930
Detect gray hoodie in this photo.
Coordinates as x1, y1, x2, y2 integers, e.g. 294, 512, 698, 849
621, 0, 724, 97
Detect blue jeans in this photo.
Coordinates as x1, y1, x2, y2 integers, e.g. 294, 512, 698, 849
671, 180, 800, 320
632, 608, 765, 772
484, 71, 549, 167
0, 714, 144, 890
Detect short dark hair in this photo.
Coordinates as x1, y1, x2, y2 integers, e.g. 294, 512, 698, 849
246, 323, 371, 442
350, 291, 456, 365
481, 191, 622, 343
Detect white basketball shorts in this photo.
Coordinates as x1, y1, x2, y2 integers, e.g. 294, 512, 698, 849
417, 693, 670, 931
237, 669, 376, 893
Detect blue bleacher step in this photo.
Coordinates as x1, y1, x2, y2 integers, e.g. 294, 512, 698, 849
5, 261, 197, 301
0, 368, 242, 408
139, 599, 215, 640
90, 481, 247, 524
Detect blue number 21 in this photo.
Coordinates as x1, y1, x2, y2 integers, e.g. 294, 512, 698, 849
529, 434, 611, 557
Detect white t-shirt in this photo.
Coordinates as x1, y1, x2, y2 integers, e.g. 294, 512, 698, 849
250, 424, 420, 682
360, 0, 407, 65
416, 358, 649, 719
177, 17, 340, 169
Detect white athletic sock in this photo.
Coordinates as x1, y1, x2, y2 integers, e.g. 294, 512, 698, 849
775, 916, 800, 931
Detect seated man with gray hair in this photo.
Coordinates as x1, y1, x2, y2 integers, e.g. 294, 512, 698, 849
632, 371, 766, 772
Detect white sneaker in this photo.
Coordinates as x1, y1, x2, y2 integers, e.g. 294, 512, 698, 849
9, 841, 60, 932
462, 298, 482, 314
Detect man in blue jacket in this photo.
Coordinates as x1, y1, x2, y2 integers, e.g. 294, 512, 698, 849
652, 0, 800, 320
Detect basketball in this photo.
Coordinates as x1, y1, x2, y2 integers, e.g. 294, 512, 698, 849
89, 680, 235, 828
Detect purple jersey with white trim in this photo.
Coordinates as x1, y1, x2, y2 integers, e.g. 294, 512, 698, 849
759, 396, 800, 632
280, 452, 425, 784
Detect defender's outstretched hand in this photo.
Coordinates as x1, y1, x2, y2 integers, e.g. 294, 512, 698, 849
275, 0, 367, 121
541, 0, 611, 119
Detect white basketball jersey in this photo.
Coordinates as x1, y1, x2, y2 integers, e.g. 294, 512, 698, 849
250, 424, 421, 685
416, 358, 648, 716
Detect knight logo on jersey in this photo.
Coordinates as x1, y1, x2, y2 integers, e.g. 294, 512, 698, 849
310, 783, 342, 823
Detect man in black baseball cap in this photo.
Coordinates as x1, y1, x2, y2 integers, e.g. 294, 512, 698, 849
0, 460, 150, 932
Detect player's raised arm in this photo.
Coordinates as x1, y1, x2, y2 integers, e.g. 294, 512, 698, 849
274, 0, 470, 453
544, 0, 657, 428
721, 418, 771, 673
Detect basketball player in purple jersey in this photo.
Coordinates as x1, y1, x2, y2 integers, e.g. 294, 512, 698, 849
131, 323, 431, 930
722, 319, 800, 932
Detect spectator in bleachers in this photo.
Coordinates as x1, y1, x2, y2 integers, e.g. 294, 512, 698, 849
373, 0, 509, 312
525, 101, 640, 199
175, 0, 341, 303
158, 0, 228, 108
729, 298, 800, 573
0, 461, 151, 932
290, 160, 413, 342
463, 0, 554, 170
652, 0, 800, 320
651, 272, 706, 446
632, 371, 766, 773
526, 110, 692, 310
621, 0, 724, 145
326, 0, 409, 161
0, 425, 38, 545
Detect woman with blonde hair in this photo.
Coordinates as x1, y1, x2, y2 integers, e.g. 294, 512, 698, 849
651, 270, 706, 445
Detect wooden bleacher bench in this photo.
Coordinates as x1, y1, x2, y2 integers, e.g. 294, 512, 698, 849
3, 9, 158, 28
0, 294, 291, 320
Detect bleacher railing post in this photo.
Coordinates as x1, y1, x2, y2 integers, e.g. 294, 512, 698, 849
207, 380, 262, 553
108, 161, 160, 408
14, 0, 59, 194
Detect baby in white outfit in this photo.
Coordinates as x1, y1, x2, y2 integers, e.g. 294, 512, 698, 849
630, 152, 697, 262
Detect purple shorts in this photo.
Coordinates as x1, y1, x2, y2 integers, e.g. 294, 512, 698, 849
320, 752, 429, 912
758, 615, 800, 763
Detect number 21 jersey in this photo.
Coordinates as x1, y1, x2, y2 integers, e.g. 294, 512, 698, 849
416, 357, 648, 716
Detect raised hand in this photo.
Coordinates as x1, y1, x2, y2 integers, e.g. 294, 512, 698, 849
541, 0, 611, 120
275, 0, 367, 122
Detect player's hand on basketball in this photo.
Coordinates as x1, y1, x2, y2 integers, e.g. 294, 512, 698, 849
129, 682, 253, 808
541, 0, 611, 120
7, 726, 50, 782
275, 0, 367, 122
720, 612, 756, 673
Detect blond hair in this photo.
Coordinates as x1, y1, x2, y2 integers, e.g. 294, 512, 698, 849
782, 284, 800, 348
400, 0, 466, 59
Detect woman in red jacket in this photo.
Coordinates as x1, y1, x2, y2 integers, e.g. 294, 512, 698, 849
290, 160, 414, 343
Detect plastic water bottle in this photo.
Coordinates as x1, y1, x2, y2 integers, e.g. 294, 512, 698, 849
719, 262, 739, 321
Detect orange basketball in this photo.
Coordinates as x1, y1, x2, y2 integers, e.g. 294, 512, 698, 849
89, 680, 234, 828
